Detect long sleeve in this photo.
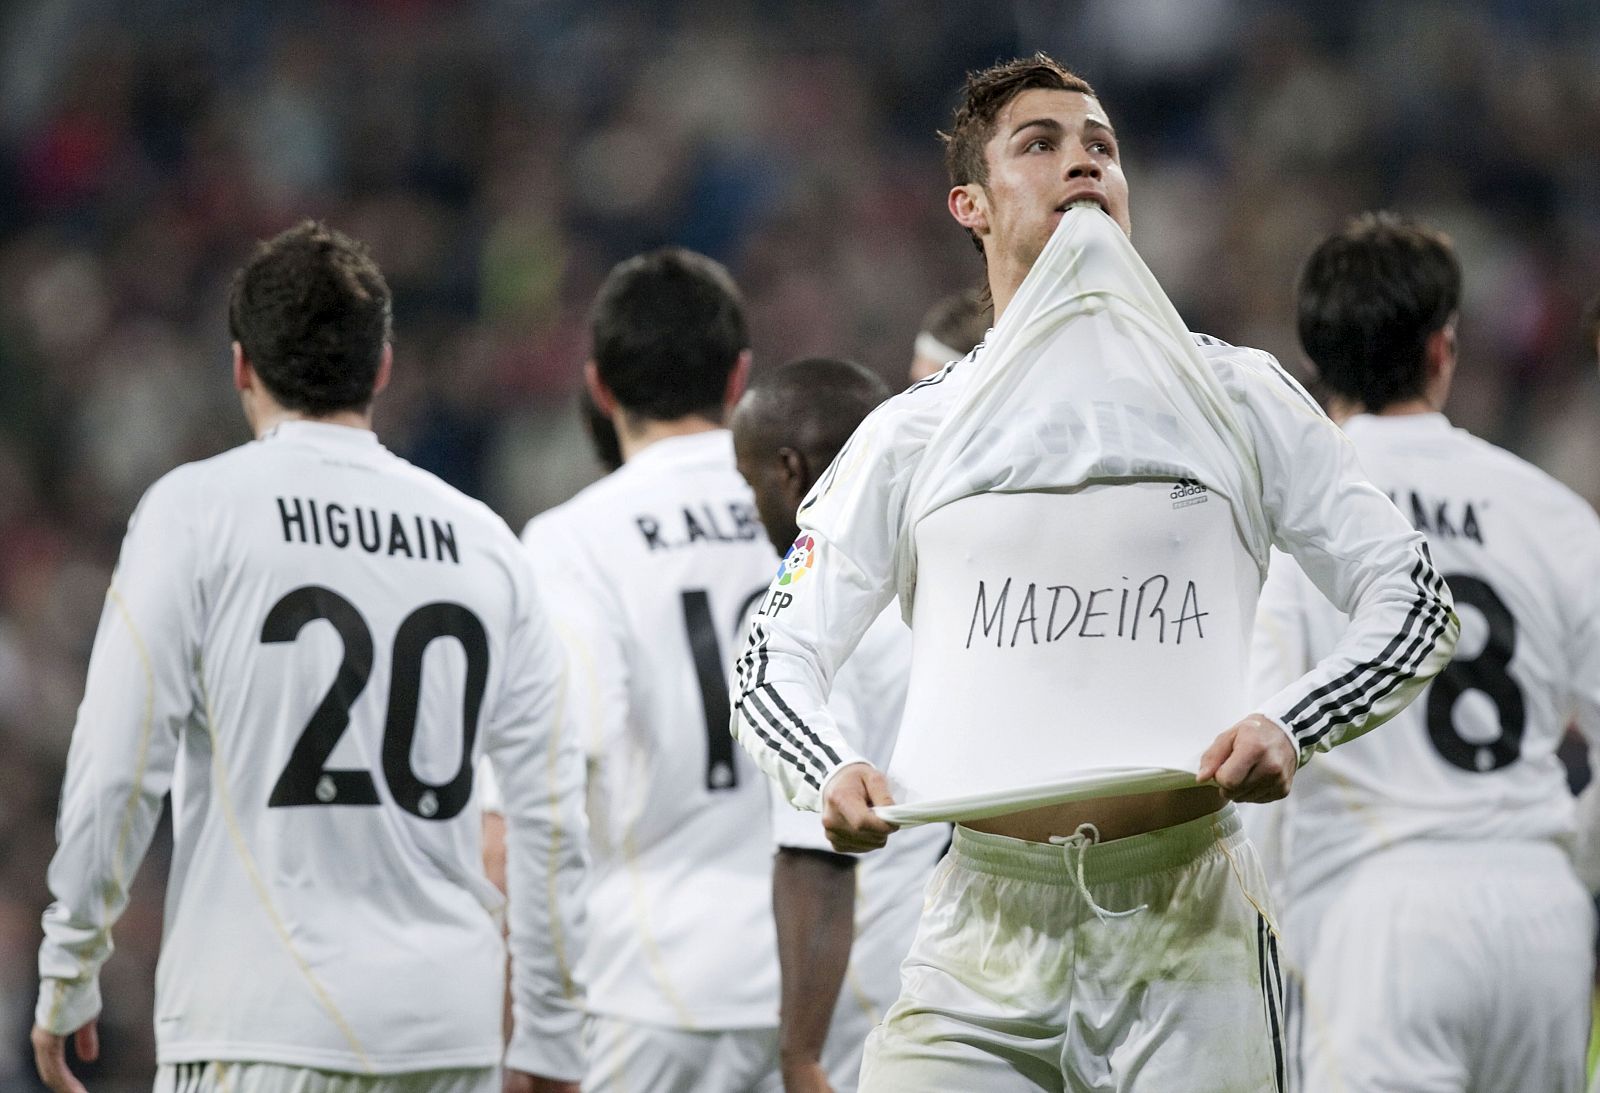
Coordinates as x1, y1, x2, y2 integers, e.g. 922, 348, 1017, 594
1235, 358, 1459, 764
1564, 516, 1600, 891
487, 570, 590, 1081
730, 413, 906, 812
36, 473, 200, 1034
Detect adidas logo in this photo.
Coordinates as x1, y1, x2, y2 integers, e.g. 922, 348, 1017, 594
1171, 479, 1209, 509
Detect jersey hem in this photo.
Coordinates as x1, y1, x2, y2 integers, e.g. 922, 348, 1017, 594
584, 1003, 779, 1032
156, 1042, 502, 1074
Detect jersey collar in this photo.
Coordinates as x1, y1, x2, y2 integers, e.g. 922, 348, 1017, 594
624, 428, 733, 471
260, 419, 383, 448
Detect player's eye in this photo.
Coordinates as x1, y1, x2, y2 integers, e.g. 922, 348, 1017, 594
1089, 139, 1116, 157
1024, 137, 1053, 153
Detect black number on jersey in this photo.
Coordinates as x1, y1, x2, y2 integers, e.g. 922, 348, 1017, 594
681, 587, 768, 792
1425, 574, 1526, 773
263, 586, 489, 819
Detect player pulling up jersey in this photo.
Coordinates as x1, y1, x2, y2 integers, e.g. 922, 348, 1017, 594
32, 223, 586, 1093
1253, 213, 1599, 1092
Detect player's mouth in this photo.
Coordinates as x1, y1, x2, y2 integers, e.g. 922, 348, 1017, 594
1056, 194, 1107, 214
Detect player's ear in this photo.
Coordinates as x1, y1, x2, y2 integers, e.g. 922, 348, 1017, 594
584, 360, 618, 417
372, 343, 394, 396
723, 350, 753, 411
778, 446, 810, 507
949, 183, 990, 237
232, 341, 251, 392
1425, 316, 1458, 402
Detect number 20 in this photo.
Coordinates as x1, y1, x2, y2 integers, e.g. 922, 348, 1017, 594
262, 585, 489, 820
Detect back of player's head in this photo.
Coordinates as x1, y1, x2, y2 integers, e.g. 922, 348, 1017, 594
228, 220, 392, 416
589, 247, 749, 423
913, 288, 992, 380
942, 53, 1099, 191
1297, 212, 1461, 413
737, 357, 890, 471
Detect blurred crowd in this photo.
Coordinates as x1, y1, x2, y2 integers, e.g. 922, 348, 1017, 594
2, 0, 1599, 1086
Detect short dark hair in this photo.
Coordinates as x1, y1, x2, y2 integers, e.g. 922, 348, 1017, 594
589, 248, 749, 422
1296, 212, 1461, 413
942, 54, 1098, 191
941, 54, 1099, 260
919, 288, 992, 357
740, 357, 889, 470
228, 220, 392, 416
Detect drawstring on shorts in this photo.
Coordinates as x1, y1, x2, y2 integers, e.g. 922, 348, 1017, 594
1048, 823, 1149, 925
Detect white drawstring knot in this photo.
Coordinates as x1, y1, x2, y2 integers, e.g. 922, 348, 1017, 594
1048, 823, 1148, 925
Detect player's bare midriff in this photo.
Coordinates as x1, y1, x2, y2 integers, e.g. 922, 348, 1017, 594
960, 784, 1226, 844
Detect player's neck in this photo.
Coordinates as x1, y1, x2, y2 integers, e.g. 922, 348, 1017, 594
988, 267, 1025, 323
1373, 398, 1440, 418
248, 401, 375, 439
616, 413, 723, 463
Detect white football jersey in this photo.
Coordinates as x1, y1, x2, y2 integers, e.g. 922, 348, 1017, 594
522, 430, 782, 1030
1254, 412, 1600, 899
35, 421, 588, 1078
769, 607, 948, 1033
733, 338, 1454, 820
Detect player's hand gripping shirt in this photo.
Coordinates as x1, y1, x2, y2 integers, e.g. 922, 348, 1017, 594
522, 430, 783, 1030
1251, 412, 1600, 898
732, 206, 1457, 821
36, 420, 587, 1079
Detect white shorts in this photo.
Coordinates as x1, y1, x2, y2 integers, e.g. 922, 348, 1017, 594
583, 1015, 782, 1093
154, 1062, 495, 1093
861, 806, 1285, 1092
1286, 839, 1595, 1093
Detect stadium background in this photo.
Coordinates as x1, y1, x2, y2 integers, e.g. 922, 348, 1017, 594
2, 0, 1598, 1086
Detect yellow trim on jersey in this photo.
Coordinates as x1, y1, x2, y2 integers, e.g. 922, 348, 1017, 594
542, 649, 577, 1000
46, 584, 161, 1032
622, 827, 698, 1028
561, 620, 696, 1024
197, 666, 375, 1072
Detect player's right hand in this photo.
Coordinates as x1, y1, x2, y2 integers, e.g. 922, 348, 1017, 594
32, 1018, 97, 1093
781, 1057, 836, 1093
503, 1069, 581, 1093
821, 762, 899, 853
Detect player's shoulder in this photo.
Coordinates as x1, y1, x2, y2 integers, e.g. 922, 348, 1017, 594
1442, 426, 1600, 531
131, 442, 254, 520
865, 337, 985, 446
1190, 332, 1324, 416
372, 448, 525, 549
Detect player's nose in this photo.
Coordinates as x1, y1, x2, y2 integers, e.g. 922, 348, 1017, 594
1064, 152, 1101, 180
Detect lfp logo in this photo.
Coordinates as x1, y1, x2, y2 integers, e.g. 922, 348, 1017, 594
777, 534, 816, 586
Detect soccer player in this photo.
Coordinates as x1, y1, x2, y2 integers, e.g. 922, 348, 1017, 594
32, 222, 586, 1093
511, 248, 784, 1091
730, 358, 949, 1093
730, 55, 1457, 1091
907, 289, 991, 384
1252, 213, 1599, 1092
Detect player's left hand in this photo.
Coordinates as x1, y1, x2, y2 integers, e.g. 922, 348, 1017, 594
1196, 713, 1298, 803
503, 1069, 581, 1093
32, 1019, 97, 1093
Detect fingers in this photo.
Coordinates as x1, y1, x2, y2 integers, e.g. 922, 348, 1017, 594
1204, 716, 1296, 803
75, 1020, 99, 1063
32, 1026, 87, 1093
1195, 728, 1235, 784
821, 765, 899, 854
861, 766, 897, 809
